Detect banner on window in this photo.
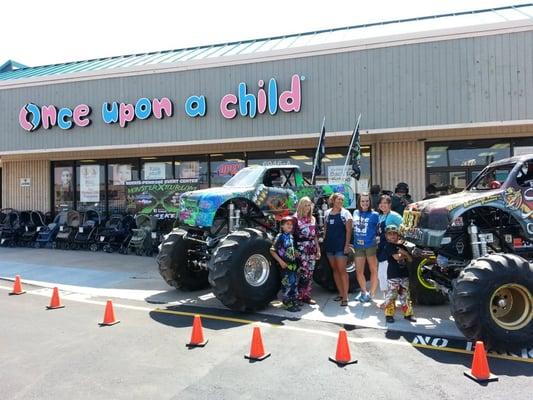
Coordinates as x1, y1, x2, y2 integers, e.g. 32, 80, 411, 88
125, 178, 199, 219
80, 165, 100, 202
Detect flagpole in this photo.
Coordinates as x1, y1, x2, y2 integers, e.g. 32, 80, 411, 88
343, 113, 361, 180
311, 116, 326, 184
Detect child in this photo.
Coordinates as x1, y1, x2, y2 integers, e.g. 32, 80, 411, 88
270, 216, 300, 312
382, 225, 416, 323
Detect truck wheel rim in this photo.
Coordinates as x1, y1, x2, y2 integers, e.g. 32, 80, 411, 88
416, 258, 437, 290
490, 284, 532, 331
244, 254, 270, 287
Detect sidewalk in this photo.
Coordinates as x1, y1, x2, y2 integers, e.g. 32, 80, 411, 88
0, 247, 463, 338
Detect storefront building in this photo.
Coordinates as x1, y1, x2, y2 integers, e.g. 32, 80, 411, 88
1, 5, 533, 215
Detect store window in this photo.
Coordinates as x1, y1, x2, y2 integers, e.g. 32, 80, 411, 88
76, 161, 106, 213
174, 156, 208, 189
247, 149, 314, 181
108, 160, 140, 214
321, 146, 371, 189
53, 162, 75, 213
141, 157, 173, 180
426, 141, 511, 195
210, 153, 245, 187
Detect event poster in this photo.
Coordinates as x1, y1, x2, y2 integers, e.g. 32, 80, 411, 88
125, 178, 199, 219
112, 164, 133, 185
80, 165, 100, 202
143, 162, 166, 180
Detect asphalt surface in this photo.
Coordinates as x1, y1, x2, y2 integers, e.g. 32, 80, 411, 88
1, 282, 531, 400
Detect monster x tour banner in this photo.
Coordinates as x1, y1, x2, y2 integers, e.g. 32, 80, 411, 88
125, 178, 200, 219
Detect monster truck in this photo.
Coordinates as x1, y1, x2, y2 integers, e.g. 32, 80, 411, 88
401, 154, 533, 350
157, 165, 356, 311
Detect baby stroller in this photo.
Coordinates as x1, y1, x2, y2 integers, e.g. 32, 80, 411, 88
73, 209, 101, 250
35, 211, 68, 248
97, 214, 136, 253
19, 210, 46, 247
127, 214, 157, 256
53, 210, 82, 249
0, 209, 20, 247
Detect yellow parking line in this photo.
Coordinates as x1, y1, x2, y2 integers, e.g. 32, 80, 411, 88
153, 308, 281, 327
412, 343, 533, 363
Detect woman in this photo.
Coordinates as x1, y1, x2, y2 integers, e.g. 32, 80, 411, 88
353, 193, 380, 303
377, 194, 403, 298
323, 192, 353, 307
294, 197, 320, 305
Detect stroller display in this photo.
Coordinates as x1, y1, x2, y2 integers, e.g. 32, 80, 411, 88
53, 210, 82, 249
0, 208, 175, 258
0, 209, 20, 247
128, 214, 158, 256
73, 209, 102, 250
95, 214, 136, 253
19, 211, 46, 247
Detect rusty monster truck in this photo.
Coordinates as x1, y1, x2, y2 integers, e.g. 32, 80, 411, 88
402, 154, 533, 350
157, 165, 355, 311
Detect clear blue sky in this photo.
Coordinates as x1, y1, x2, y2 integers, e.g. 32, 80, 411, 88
0, 0, 526, 66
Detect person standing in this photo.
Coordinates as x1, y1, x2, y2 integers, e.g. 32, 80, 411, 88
391, 182, 412, 216
382, 225, 416, 323
324, 193, 353, 307
353, 193, 380, 303
270, 216, 300, 312
377, 194, 403, 299
294, 197, 320, 305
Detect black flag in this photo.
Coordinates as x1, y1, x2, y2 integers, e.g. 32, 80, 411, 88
345, 114, 362, 181
311, 117, 326, 184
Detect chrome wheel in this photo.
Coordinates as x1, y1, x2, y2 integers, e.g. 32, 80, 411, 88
244, 254, 270, 287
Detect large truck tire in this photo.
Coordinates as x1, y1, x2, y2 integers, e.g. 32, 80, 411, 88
450, 253, 533, 351
313, 245, 359, 293
408, 257, 448, 306
156, 228, 209, 291
208, 228, 280, 312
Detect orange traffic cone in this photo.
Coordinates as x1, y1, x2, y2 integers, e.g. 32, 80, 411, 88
9, 275, 25, 295
245, 326, 271, 361
329, 329, 358, 366
464, 341, 498, 383
186, 315, 208, 348
46, 287, 65, 310
99, 300, 120, 326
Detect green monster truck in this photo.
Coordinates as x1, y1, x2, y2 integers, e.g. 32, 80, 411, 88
402, 154, 533, 350
157, 165, 355, 311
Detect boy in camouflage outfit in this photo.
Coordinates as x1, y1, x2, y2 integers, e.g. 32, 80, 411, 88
270, 216, 300, 312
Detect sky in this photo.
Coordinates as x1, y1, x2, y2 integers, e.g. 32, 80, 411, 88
0, 0, 527, 67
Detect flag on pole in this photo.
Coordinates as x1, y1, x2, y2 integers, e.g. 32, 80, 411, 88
343, 114, 361, 181
311, 117, 326, 184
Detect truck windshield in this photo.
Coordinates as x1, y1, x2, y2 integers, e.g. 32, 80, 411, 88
223, 167, 263, 187
468, 164, 514, 190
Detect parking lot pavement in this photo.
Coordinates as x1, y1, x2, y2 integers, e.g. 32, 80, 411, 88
1, 247, 461, 337
1, 283, 531, 400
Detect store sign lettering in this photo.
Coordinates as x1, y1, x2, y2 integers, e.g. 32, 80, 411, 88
18, 74, 303, 132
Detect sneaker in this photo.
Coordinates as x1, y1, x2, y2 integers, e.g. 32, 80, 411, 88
363, 293, 373, 303
301, 298, 316, 305
404, 315, 417, 322
386, 316, 395, 323
355, 292, 366, 303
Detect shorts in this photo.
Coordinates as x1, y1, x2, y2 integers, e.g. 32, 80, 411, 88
326, 251, 347, 258
354, 246, 377, 258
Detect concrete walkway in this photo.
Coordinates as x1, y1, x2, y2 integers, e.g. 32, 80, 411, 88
0, 247, 463, 338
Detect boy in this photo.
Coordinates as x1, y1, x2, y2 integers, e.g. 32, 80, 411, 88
382, 225, 416, 323
270, 216, 300, 312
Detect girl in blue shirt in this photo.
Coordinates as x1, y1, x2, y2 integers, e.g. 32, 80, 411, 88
353, 193, 380, 303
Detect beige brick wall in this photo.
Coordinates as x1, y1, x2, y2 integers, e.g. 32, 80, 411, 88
1, 160, 50, 212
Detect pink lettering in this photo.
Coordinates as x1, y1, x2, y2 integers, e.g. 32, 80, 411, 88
257, 80, 267, 114
152, 97, 173, 119
73, 104, 91, 127
220, 94, 238, 119
119, 103, 135, 128
279, 74, 301, 113
18, 106, 33, 131
41, 105, 57, 129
